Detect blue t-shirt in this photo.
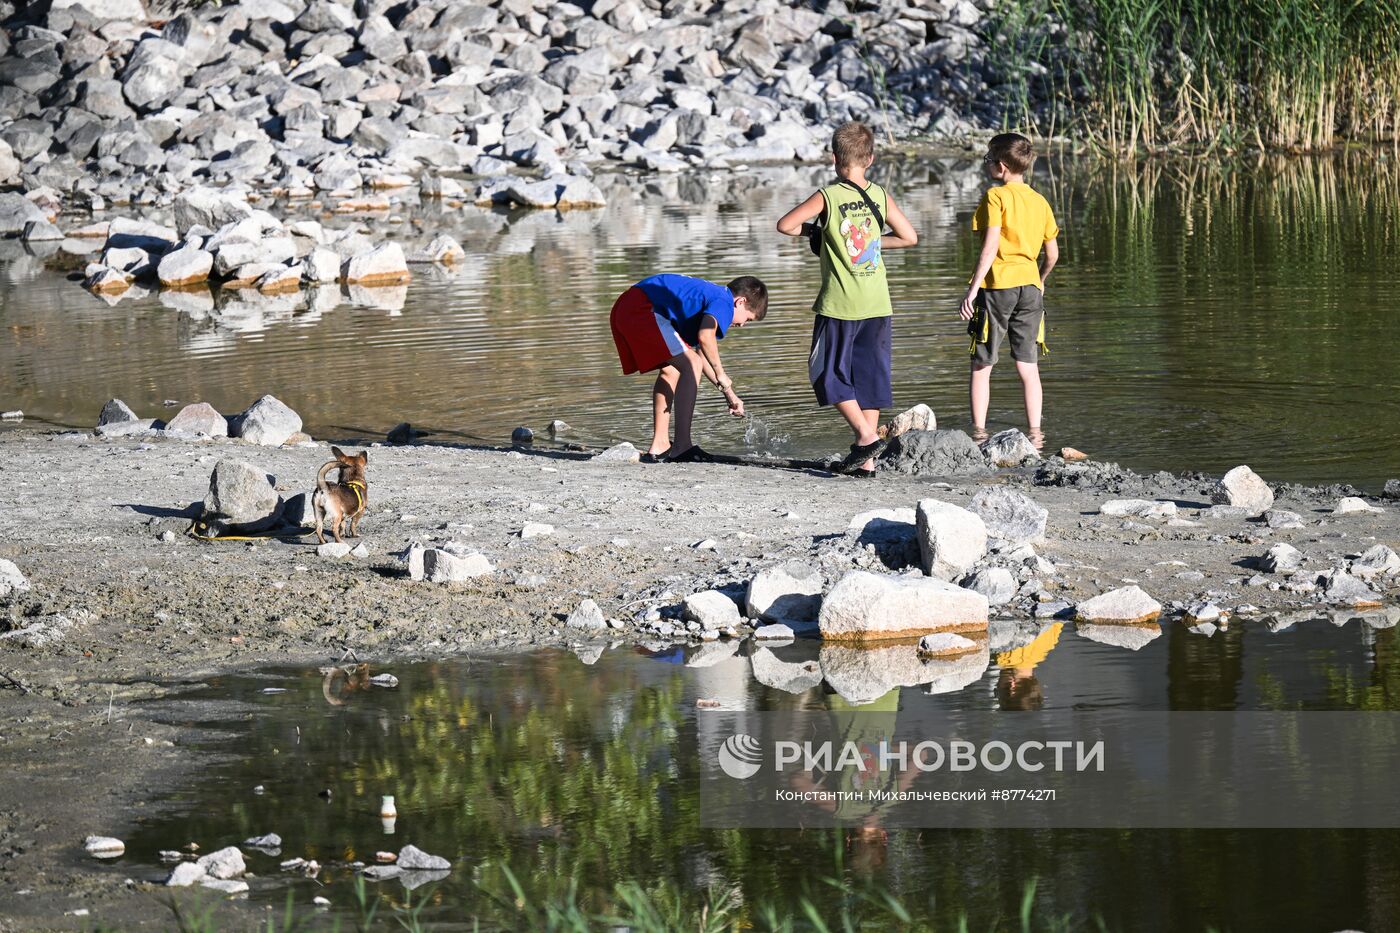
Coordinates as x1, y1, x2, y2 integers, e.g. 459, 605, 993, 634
635, 274, 735, 345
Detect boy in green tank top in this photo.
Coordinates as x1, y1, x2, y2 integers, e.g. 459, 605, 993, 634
777, 122, 920, 476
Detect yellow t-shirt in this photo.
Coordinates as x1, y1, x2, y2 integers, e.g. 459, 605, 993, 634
972, 182, 1059, 290
995, 622, 1063, 670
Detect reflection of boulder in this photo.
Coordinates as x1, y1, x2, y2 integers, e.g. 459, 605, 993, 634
1073, 622, 1161, 650
684, 640, 738, 668
820, 642, 989, 706
750, 648, 822, 694
347, 283, 408, 312
1333, 606, 1400, 629
988, 619, 1047, 655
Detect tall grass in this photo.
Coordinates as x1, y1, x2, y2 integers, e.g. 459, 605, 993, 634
1001, 0, 1400, 154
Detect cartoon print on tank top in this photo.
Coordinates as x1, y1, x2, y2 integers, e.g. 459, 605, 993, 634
839, 205, 881, 271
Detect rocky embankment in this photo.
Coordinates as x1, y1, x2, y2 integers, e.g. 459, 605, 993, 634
0, 0, 1002, 211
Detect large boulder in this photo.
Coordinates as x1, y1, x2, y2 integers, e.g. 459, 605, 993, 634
0, 193, 48, 236
818, 570, 988, 643
165, 402, 228, 437
202, 460, 283, 532
422, 548, 494, 582
1074, 586, 1162, 624
1211, 465, 1273, 515
880, 429, 989, 476
234, 395, 302, 447
969, 486, 1047, 548
745, 561, 822, 626
916, 499, 988, 580
681, 590, 741, 631
846, 508, 919, 567
1260, 543, 1304, 574
960, 567, 1017, 606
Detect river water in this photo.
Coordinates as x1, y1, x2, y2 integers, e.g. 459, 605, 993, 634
108, 616, 1400, 930
1, 153, 1397, 486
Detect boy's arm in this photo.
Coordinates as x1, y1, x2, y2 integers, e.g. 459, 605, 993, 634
1039, 237, 1059, 287
696, 316, 744, 417
881, 195, 918, 250
776, 191, 824, 236
960, 225, 1000, 320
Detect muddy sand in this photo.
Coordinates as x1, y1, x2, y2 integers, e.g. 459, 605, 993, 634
0, 426, 1396, 929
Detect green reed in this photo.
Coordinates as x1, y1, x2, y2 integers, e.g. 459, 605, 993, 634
1000, 0, 1400, 154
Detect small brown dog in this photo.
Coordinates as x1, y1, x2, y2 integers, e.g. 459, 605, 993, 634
313, 446, 369, 544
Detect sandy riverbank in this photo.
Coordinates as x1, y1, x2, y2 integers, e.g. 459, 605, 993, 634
0, 425, 1396, 928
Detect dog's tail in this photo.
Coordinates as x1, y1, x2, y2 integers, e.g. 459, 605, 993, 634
315, 459, 339, 497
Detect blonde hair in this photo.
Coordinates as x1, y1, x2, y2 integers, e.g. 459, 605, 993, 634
832, 122, 874, 171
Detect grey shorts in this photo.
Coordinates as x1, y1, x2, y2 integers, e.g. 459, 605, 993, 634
970, 285, 1044, 366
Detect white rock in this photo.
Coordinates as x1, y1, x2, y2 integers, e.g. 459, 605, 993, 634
166, 861, 207, 887
566, 598, 606, 631
1074, 586, 1162, 623
520, 522, 554, 539
243, 833, 281, 848
1322, 570, 1382, 607
398, 844, 450, 871
818, 570, 989, 643
0, 558, 30, 597
407, 234, 466, 265
165, 401, 228, 437
960, 567, 1017, 606
341, 243, 410, 285
745, 561, 823, 625
317, 542, 352, 558
593, 442, 641, 463
916, 499, 988, 580
173, 186, 255, 236
1212, 465, 1273, 515
84, 836, 125, 858
235, 395, 302, 447
196, 846, 246, 880
969, 487, 1047, 547
1353, 545, 1400, 578
752, 623, 795, 640
1261, 543, 1304, 574
887, 403, 935, 437
1336, 496, 1382, 515
982, 429, 1040, 467
303, 248, 342, 284
422, 549, 493, 582
681, 590, 740, 630
1100, 499, 1177, 519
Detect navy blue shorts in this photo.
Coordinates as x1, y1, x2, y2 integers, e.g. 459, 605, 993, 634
809, 314, 893, 409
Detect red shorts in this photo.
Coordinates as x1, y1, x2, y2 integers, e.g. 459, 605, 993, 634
610, 286, 689, 374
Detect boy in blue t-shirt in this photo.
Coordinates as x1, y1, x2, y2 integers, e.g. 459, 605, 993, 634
610, 273, 768, 462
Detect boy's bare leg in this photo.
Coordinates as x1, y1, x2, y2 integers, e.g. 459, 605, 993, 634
1015, 360, 1043, 447
668, 349, 704, 453
969, 363, 992, 438
834, 400, 881, 471
649, 365, 680, 455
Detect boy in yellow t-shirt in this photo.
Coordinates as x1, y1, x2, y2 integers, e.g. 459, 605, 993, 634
958, 133, 1060, 446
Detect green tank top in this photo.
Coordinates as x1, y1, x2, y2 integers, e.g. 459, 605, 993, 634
812, 181, 893, 320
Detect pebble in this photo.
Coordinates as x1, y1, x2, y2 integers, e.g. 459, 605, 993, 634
84, 836, 125, 859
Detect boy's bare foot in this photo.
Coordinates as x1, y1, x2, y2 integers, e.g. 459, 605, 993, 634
971, 426, 990, 443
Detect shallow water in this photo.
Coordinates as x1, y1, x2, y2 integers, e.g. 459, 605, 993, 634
104, 615, 1400, 930
2, 154, 1398, 486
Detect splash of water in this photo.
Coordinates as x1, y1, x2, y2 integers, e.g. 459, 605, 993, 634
742, 415, 791, 456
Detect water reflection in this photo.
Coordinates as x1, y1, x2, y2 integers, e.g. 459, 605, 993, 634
110, 614, 1400, 930
2, 154, 1399, 483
